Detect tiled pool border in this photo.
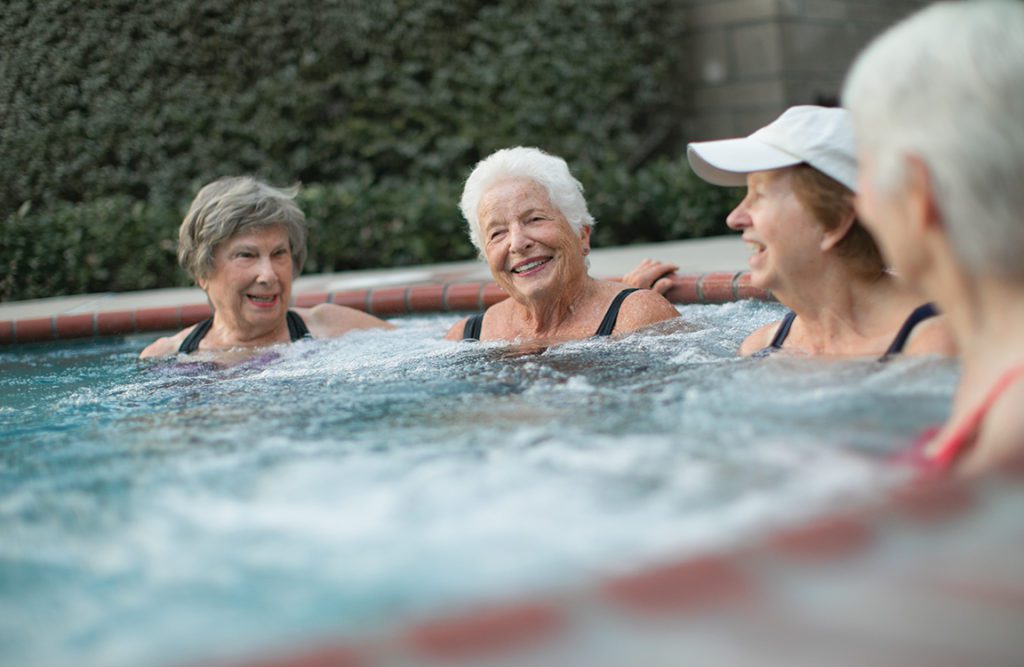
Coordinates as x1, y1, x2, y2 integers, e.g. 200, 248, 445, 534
0, 271, 771, 345
207, 465, 1024, 667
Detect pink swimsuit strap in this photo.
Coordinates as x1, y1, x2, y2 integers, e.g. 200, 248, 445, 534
927, 364, 1024, 471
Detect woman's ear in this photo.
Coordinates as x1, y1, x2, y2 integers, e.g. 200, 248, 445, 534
820, 206, 858, 253
904, 154, 943, 235
580, 225, 592, 255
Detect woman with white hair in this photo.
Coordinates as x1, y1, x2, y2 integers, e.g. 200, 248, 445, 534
626, 105, 955, 359
140, 176, 391, 359
843, 0, 1024, 474
445, 147, 679, 343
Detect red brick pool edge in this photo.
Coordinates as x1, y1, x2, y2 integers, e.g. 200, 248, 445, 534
0, 271, 772, 345
205, 465, 1024, 667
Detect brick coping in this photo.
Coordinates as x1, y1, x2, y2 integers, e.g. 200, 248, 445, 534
205, 465, 1024, 667
0, 271, 771, 346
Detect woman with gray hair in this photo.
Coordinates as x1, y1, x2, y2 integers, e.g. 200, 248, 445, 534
140, 176, 391, 358
445, 147, 679, 343
843, 0, 1024, 474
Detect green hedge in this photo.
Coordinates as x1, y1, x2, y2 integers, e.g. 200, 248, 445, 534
2, 160, 737, 301
0, 0, 741, 301
1, 0, 685, 215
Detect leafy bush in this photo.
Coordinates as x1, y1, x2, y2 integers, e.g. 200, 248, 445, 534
2, 159, 737, 301
1, 0, 685, 215
0, 0, 740, 301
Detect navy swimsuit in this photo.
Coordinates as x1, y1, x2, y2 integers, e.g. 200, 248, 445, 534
178, 310, 311, 354
761, 303, 938, 359
462, 288, 640, 340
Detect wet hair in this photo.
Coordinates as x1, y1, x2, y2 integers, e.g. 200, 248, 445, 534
177, 176, 307, 282
459, 146, 595, 253
843, 0, 1024, 278
787, 165, 885, 277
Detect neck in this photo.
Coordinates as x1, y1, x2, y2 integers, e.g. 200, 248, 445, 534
935, 270, 1024, 408
512, 275, 595, 335
207, 312, 290, 349
773, 262, 897, 347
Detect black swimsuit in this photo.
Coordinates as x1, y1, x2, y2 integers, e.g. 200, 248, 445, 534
462, 288, 640, 340
178, 310, 311, 354
761, 303, 938, 359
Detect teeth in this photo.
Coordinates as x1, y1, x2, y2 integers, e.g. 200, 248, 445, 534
249, 295, 275, 302
512, 259, 548, 274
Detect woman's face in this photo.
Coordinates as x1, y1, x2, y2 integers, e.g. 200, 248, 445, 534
477, 178, 590, 303
199, 225, 294, 334
726, 169, 825, 290
855, 151, 921, 281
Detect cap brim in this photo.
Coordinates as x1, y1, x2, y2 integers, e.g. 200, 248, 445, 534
687, 138, 803, 187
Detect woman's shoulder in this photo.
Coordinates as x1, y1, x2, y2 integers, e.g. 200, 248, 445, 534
602, 281, 679, 332
902, 313, 957, 356
739, 319, 782, 356
297, 304, 394, 337
961, 368, 1024, 474
139, 325, 196, 359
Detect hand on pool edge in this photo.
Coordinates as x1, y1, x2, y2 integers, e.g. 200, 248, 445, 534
621, 259, 683, 295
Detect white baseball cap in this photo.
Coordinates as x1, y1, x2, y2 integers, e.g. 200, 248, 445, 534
686, 105, 858, 192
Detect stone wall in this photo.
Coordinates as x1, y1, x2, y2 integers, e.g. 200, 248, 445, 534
678, 0, 931, 141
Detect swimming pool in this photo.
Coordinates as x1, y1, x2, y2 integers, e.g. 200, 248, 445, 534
0, 301, 958, 667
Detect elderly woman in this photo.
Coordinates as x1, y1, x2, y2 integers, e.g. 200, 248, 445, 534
624, 106, 955, 359
844, 0, 1024, 474
140, 176, 391, 358
445, 147, 679, 343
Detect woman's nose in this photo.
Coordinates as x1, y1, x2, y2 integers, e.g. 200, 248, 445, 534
508, 224, 533, 253
726, 204, 751, 231
254, 256, 277, 283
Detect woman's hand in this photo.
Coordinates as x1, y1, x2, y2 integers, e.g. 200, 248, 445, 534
621, 259, 681, 294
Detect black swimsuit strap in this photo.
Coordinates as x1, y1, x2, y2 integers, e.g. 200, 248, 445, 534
178, 317, 213, 354
881, 303, 938, 359
178, 311, 309, 354
286, 310, 311, 341
768, 310, 797, 350
462, 312, 485, 340
594, 288, 640, 337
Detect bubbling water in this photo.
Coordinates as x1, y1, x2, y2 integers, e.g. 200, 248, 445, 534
0, 301, 957, 667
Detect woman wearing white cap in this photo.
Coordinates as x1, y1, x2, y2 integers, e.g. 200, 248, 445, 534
844, 0, 1024, 474
625, 105, 954, 358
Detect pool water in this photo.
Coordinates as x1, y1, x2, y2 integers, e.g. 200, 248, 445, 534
0, 301, 958, 667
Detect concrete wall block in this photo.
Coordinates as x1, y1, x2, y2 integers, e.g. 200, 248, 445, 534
779, 21, 869, 74
685, 0, 780, 29
782, 78, 844, 107
776, 0, 928, 23
732, 107, 788, 135
692, 80, 786, 113
732, 22, 784, 77
683, 27, 733, 85
685, 113, 740, 142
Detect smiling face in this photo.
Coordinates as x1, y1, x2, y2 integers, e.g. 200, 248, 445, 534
199, 225, 294, 337
726, 169, 826, 291
477, 178, 591, 303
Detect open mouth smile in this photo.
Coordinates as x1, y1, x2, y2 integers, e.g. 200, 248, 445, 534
510, 257, 552, 276
246, 294, 279, 308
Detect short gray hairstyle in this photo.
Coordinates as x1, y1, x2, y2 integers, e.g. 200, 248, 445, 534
842, 0, 1024, 278
177, 176, 308, 282
459, 147, 596, 253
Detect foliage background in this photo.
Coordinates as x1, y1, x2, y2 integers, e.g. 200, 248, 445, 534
1, 0, 738, 301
